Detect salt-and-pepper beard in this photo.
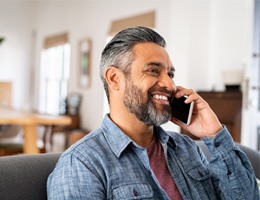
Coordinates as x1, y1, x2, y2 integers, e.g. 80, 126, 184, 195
124, 79, 172, 126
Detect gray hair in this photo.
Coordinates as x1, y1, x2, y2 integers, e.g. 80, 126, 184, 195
100, 26, 166, 101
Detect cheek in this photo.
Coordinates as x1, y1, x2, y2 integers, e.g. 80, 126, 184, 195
136, 77, 158, 92
129, 72, 159, 95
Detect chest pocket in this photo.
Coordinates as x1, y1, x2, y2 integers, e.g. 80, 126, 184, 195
186, 165, 211, 181
112, 183, 154, 200
185, 165, 217, 200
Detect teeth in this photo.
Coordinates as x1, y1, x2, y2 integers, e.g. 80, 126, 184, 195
154, 94, 168, 101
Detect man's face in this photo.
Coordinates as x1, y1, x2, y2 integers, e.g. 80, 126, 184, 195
123, 42, 176, 126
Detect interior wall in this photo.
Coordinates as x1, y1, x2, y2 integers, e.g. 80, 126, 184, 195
33, 0, 174, 131
0, 0, 254, 139
207, 0, 253, 91
0, 1, 36, 108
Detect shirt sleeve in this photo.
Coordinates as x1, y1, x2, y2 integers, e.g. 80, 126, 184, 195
47, 153, 106, 200
201, 126, 260, 200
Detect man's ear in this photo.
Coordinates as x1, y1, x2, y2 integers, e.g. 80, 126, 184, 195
104, 66, 121, 90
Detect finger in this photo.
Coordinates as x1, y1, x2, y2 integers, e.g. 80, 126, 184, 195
175, 86, 189, 98
175, 86, 196, 101
184, 93, 199, 103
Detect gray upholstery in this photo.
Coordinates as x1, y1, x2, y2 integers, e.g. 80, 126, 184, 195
0, 142, 258, 199
0, 153, 60, 200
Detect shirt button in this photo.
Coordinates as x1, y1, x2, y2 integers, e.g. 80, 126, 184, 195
133, 189, 139, 196
214, 142, 221, 148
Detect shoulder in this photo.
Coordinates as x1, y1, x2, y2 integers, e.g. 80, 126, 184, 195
47, 128, 109, 199
155, 126, 199, 152
166, 130, 206, 160
60, 128, 111, 164
167, 130, 198, 148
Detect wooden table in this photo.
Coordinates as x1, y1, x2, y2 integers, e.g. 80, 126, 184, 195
0, 109, 71, 154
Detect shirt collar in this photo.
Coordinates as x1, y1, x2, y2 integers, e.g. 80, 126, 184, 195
154, 126, 177, 150
101, 114, 132, 158
101, 114, 177, 157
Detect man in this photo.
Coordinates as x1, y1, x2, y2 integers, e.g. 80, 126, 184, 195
47, 27, 259, 199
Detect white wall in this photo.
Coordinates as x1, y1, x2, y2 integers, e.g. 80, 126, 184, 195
207, 1, 253, 91
0, 0, 254, 137
33, 0, 175, 131
0, 1, 36, 108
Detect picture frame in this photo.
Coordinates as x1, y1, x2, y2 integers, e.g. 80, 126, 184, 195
79, 38, 91, 87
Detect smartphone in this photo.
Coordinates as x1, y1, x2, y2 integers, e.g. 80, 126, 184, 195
171, 96, 194, 125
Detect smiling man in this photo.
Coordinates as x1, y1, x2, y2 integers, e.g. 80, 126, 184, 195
47, 27, 260, 200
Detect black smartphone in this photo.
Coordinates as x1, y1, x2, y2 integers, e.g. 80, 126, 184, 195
171, 96, 194, 125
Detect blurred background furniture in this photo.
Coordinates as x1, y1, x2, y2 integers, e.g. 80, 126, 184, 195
0, 142, 258, 200
43, 113, 81, 152
0, 85, 82, 155
0, 108, 71, 154
198, 91, 242, 142
181, 90, 242, 142
44, 93, 89, 152
0, 81, 23, 155
0, 125, 23, 156
0, 81, 12, 108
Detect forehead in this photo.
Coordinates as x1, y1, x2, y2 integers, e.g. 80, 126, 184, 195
132, 42, 174, 71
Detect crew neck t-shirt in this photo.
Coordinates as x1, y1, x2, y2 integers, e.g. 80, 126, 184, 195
147, 137, 183, 200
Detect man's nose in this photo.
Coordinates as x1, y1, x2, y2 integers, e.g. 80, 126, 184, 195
158, 74, 176, 93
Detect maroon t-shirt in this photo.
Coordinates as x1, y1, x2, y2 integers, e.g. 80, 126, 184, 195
147, 137, 183, 200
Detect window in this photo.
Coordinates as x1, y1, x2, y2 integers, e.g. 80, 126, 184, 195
39, 33, 70, 115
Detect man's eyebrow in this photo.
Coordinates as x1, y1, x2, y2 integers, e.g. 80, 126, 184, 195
147, 61, 162, 67
147, 61, 175, 71
170, 65, 175, 73
147, 61, 175, 72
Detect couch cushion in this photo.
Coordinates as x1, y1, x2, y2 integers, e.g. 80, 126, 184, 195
0, 153, 60, 200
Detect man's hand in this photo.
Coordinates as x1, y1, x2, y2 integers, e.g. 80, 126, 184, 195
171, 86, 223, 138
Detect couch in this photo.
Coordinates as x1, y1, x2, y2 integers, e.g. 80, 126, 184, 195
0, 142, 259, 200
0, 153, 60, 200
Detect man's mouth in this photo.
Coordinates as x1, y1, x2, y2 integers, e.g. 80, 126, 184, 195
152, 94, 170, 105
149, 86, 173, 106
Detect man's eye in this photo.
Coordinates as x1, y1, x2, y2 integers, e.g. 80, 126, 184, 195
168, 72, 174, 79
149, 68, 159, 74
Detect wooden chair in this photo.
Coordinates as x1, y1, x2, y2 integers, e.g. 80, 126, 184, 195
0, 82, 23, 156
0, 82, 12, 108
43, 93, 86, 152
43, 114, 87, 152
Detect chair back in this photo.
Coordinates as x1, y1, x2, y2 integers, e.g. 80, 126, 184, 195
0, 82, 22, 155
0, 81, 12, 107
0, 153, 60, 200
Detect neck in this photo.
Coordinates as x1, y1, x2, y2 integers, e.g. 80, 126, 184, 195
109, 108, 154, 147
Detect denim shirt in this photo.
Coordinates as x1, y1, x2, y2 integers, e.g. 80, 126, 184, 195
47, 114, 260, 200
